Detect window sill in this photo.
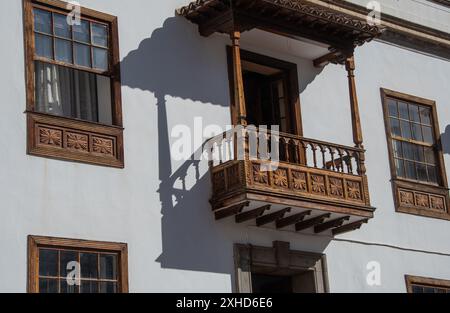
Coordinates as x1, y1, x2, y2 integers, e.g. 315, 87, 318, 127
392, 178, 450, 221
26, 111, 124, 168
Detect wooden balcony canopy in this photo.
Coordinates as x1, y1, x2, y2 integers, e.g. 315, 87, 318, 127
177, 0, 383, 61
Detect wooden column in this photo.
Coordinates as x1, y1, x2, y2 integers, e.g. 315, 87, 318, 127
346, 54, 367, 189
345, 55, 363, 149
230, 30, 247, 126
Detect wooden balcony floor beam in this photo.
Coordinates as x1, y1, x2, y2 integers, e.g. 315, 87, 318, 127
332, 219, 368, 236
276, 210, 312, 229
314, 216, 350, 233
236, 205, 271, 223
215, 201, 249, 220
256, 207, 291, 226
295, 213, 331, 231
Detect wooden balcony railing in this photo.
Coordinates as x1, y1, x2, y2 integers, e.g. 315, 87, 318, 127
206, 128, 375, 235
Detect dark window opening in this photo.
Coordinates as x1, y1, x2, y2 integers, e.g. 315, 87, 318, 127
252, 271, 317, 293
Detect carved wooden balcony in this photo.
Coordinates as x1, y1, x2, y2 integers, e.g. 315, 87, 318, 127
207, 129, 375, 235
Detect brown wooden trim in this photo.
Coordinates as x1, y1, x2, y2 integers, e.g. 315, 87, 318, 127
27, 112, 124, 168
345, 55, 363, 149
27, 235, 128, 293
226, 48, 303, 137
234, 242, 329, 293
405, 275, 450, 293
23, 0, 124, 168
381, 88, 450, 220
31, 0, 117, 22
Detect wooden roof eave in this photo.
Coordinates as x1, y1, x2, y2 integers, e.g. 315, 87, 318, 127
177, 0, 383, 50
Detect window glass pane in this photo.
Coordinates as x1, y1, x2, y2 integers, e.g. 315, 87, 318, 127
420, 107, 432, 125
424, 147, 436, 165
392, 140, 403, 158
54, 13, 71, 39
400, 121, 412, 139
387, 99, 397, 117
99, 282, 118, 293
427, 166, 438, 184
35, 34, 53, 59
411, 123, 423, 142
405, 161, 417, 180
398, 101, 409, 120
99, 254, 117, 280
424, 287, 435, 293
402, 142, 415, 161
80, 253, 98, 279
39, 249, 58, 277
34, 9, 52, 34
39, 278, 58, 293
389, 118, 401, 137
395, 159, 405, 178
422, 126, 434, 144
412, 285, 424, 293
74, 43, 91, 67
60, 279, 79, 293
409, 104, 420, 123
35, 61, 106, 123
93, 47, 108, 71
91, 23, 108, 47
417, 163, 428, 182
81, 280, 98, 293
60, 250, 78, 278
97, 75, 113, 125
413, 145, 425, 162
55, 39, 72, 63
73, 20, 90, 43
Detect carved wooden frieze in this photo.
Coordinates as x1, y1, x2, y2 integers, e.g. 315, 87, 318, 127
398, 187, 448, 213
252, 163, 269, 185
66, 133, 89, 152
329, 177, 344, 198
311, 175, 326, 195
92, 137, 114, 156
28, 112, 124, 168
272, 168, 289, 188
347, 180, 362, 201
211, 160, 367, 206
291, 170, 307, 191
39, 127, 62, 147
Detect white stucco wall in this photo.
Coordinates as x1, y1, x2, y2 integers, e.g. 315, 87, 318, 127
0, 0, 449, 293
347, 0, 450, 33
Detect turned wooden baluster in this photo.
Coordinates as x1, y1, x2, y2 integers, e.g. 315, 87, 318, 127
329, 146, 336, 171
292, 139, 300, 164
284, 137, 290, 163
319, 145, 327, 169
337, 148, 344, 172
311, 143, 318, 168
345, 150, 353, 174
227, 136, 233, 161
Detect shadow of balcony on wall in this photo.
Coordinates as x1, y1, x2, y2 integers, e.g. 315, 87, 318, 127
441, 125, 450, 155
120, 16, 239, 275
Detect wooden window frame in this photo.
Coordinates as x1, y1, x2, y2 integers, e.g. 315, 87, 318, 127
23, 0, 124, 168
234, 241, 329, 293
28, 235, 128, 293
405, 275, 450, 293
381, 88, 450, 220
226, 47, 303, 137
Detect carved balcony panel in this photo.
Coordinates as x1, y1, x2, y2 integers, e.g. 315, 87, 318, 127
27, 112, 124, 168
207, 129, 375, 235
